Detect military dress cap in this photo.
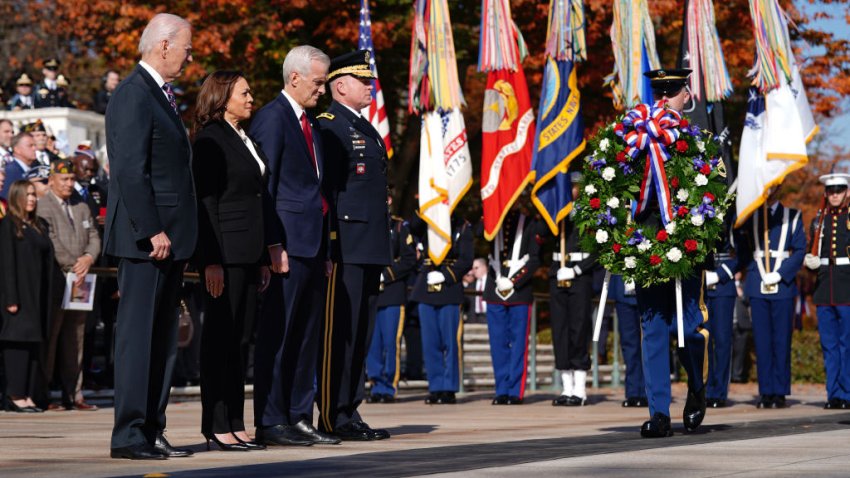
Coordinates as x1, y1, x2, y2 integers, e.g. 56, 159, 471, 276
56, 75, 69, 88
16, 73, 33, 86
50, 158, 74, 175
819, 173, 850, 188
644, 68, 692, 96
44, 58, 60, 70
25, 165, 50, 182
23, 119, 46, 133
328, 50, 376, 81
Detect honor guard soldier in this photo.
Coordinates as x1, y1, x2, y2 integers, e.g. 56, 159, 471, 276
409, 215, 473, 405
485, 206, 542, 405
8, 74, 36, 110
738, 186, 806, 409
609, 274, 647, 408
636, 68, 708, 438
549, 174, 597, 407
318, 50, 392, 441
366, 210, 417, 403
703, 221, 740, 408
804, 173, 850, 409
35, 58, 72, 108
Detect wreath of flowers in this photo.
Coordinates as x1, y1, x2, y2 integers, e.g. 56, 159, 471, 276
574, 101, 733, 286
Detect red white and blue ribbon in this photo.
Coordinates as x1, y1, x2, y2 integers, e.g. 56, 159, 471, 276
617, 100, 681, 225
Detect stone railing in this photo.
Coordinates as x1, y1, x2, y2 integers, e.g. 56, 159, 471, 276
0, 107, 106, 162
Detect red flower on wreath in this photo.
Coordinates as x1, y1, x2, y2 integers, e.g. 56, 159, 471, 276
677, 206, 689, 218
649, 255, 662, 266
679, 118, 689, 129
684, 239, 698, 253
589, 198, 601, 209
612, 243, 622, 253
656, 230, 668, 242
703, 192, 715, 202
614, 123, 624, 134
626, 227, 635, 236
700, 164, 711, 175
675, 140, 689, 153
671, 176, 680, 188
616, 151, 627, 163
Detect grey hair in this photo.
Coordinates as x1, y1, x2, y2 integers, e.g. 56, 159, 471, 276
282, 45, 330, 85
138, 13, 191, 55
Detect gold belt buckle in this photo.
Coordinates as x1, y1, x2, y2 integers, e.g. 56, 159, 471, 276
428, 283, 443, 293
557, 280, 572, 289
760, 282, 778, 295
379, 282, 385, 292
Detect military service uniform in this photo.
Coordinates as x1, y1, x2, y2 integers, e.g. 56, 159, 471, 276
805, 174, 850, 409
704, 226, 740, 407
484, 210, 542, 405
35, 59, 71, 108
366, 217, 417, 401
7, 74, 36, 110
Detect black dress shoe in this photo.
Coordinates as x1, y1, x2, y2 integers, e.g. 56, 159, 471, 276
842, 400, 850, 410
256, 425, 313, 446
552, 395, 570, 406
771, 395, 786, 409
333, 421, 372, 441
378, 394, 395, 404
683, 387, 706, 431
756, 395, 771, 408
154, 433, 193, 457
111, 443, 167, 460
622, 397, 647, 408
233, 434, 266, 450
824, 398, 842, 410
436, 392, 456, 404
640, 412, 673, 438
353, 421, 390, 440
203, 433, 249, 451
424, 393, 440, 405
293, 420, 341, 445
506, 396, 524, 405
366, 394, 380, 404
493, 395, 509, 405
564, 396, 585, 407
707, 398, 727, 408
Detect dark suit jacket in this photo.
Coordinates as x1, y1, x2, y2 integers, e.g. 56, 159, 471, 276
319, 100, 390, 265
192, 120, 270, 266
1, 159, 28, 199
249, 93, 326, 259
103, 65, 197, 260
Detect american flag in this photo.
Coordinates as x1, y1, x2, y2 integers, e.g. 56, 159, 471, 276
358, 0, 393, 158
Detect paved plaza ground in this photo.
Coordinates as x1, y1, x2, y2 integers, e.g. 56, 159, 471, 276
2, 383, 849, 477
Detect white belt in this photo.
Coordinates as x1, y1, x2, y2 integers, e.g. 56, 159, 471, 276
552, 252, 590, 262
715, 253, 733, 261
820, 257, 850, 266
754, 250, 790, 259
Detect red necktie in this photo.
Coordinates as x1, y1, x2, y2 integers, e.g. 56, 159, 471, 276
300, 112, 328, 216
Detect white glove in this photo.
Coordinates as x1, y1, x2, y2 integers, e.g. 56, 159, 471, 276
380, 273, 385, 283
496, 277, 514, 292
705, 271, 719, 287
427, 271, 445, 285
556, 267, 576, 281
762, 271, 782, 286
624, 280, 636, 295
804, 253, 821, 270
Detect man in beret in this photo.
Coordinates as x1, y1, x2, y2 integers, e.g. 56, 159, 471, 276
37, 158, 100, 411
316, 49, 391, 441
8, 74, 36, 110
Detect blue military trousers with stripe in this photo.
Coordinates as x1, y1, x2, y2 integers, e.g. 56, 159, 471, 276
616, 302, 646, 400
750, 298, 793, 396
418, 304, 461, 393
487, 303, 531, 398
637, 276, 707, 418
816, 305, 850, 402
705, 296, 736, 400
366, 306, 405, 396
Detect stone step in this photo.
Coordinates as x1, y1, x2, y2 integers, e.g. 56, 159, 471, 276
463, 343, 553, 354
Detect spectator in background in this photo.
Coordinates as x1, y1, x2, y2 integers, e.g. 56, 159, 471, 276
25, 165, 51, 198
1, 119, 14, 166
70, 145, 107, 229
23, 120, 60, 166
7, 74, 36, 110
2, 132, 38, 199
466, 257, 488, 323
0, 180, 54, 413
37, 159, 100, 411
0, 169, 6, 217
35, 58, 71, 108
94, 70, 120, 114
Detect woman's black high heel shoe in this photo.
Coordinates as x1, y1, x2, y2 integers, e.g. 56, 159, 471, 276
234, 433, 266, 450
204, 433, 249, 451
4, 398, 41, 413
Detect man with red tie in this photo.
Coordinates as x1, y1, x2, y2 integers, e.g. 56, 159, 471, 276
250, 45, 340, 447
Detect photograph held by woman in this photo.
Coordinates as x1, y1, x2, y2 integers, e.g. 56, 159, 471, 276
192, 70, 271, 451
0, 180, 54, 413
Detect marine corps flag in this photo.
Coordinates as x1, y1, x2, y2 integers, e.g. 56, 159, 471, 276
479, 0, 535, 241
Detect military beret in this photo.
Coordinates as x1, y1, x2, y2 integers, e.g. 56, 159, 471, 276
50, 158, 75, 175
56, 75, 69, 88
328, 50, 376, 81
644, 68, 692, 96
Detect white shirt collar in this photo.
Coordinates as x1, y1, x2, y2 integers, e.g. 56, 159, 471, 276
139, 61, 166, 88
340, 102, 362, 119
769, 202, 779, 214
281, 89, 305, 120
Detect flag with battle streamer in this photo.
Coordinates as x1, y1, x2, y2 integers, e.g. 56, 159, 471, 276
358, 0, 394, 158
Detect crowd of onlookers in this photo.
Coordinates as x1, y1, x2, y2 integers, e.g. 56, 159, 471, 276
3, 57, 119, 114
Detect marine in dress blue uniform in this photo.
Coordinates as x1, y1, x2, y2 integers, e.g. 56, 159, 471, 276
803, 174, 850, 410
317, 50, 392, 441
366, 215, 417, 402
485, 209, 542, 405
703, 223, 740, 408
409, 216, 473, 404
737, 191, 806, 409
609, 274, 647, 407
636, 68, 709, 438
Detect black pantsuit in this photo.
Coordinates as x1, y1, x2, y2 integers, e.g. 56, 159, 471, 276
2, 342, 41, 397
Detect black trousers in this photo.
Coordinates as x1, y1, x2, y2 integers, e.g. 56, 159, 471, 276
318, 263, 381, 431
200, 264, 258, 435
254, 255, 325, 427
111, 258, 183, 449
2, 341, 40, 398
549, 277, 593, 371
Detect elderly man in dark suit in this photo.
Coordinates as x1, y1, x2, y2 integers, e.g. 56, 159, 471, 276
250, 45, 339, 447
103, 13, 197, 460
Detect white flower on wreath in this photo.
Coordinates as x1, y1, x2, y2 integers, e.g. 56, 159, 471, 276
584, 184, 597, 195
691, 214, 705, 226
599, 138, 610, 152
637, 239, 652, 252
696, 140, 706, 153
665, 221, 677, 235
595, 229, 609, 244
624, 256, 637, 269
676, 189, 689, 202
666, 247, 683, 263
606, 197, 620, 209
602, 167, 616, 181
717, 211, 725, 222
695, 174, 708, 186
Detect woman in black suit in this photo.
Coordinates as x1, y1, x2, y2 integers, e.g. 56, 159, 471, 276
193, 71, 270, 451
0, 180, 53, 413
